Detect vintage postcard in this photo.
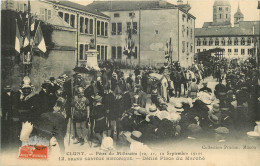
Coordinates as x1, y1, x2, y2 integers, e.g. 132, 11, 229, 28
1, 0, 260, 165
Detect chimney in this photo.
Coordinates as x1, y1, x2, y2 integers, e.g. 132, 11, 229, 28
177, 0, 183, 5
159, 0, 167, 8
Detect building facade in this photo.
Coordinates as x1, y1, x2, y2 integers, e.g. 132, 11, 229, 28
87, 0, 196, 67
195, 0, 260, 60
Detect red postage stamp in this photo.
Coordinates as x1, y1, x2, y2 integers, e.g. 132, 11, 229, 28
18, 145, 48, 160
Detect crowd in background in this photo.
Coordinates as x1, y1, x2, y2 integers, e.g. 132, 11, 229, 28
1, 58, 259, 153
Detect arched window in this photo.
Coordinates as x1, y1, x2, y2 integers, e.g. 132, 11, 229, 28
228, 38, 232, 45
247, 38, 251, 45
197, 38, 201, 46
221, 38, 225, 46
241, 37, 245, 45
203, 38, 207, 45
215, 38, 219, 46
234, 37, 238, 45
209, 38, 213, 46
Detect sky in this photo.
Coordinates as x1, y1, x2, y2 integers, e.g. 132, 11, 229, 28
73, 0, 259, 28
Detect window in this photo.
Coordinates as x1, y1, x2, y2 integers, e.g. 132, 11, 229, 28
203, 49, 206, 52
79, 44, 84, 60
226, 14, 228, 19
101, 46, 104, 60
187, 42, 189, 53
226, 7, 228, 11
80, 17, 84, 33
187, 27, 189, 37
39, 8, 52, 21
112, 47, 116, 59
209, 38, 213, 46
228, 49, 232, 54
58, 12, 63, 19
101, 22, 104, 36
221, 38, 225, 46
182, 14, 186, 21
64, 13, 69, 24
182, 25, 185, 37
90, 19, 93, 34
197, 49, 200, 53
133, 22, 137, 34
228, 38, 232, 45
97, 21, 100, 36
117, 23, 122, 35
248, 49, 252, 55
219, 7, 222, 11
215, 38, 219, 46
241, 37, 245, 45
85, 18, 88, 34
190, 43, 193, 53
112, 23, 116, 35
155, 30, 159, 34
241, 49, 245, 55
70, 14, 75, 28
219, 14, 222, 19
203, 38, 207, 46
117, 47, 122, 59
18, 2, 27, 12
247, 38, 251, 45
190, 29, 193, 39
196, 38, 201, 46
182, 41, 185, 53
129, 12, 135, 17
234, 49, 238, 55
105, 22, 108, 36
134, 47, 138, 59
79, 44, 88, 61
114, 13, 120, 17
234, 38, 238, 45
105, 46, 108, 60
97, 45, 100, 60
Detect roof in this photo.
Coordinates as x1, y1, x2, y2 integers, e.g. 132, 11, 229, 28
47, 14, 75, 30
52, 0, 109, 18
213, 0, 230, 6
234, 6, 244, 18
202, 21, 231, 28
195, 21, 260, 37
86, 1, 177, 11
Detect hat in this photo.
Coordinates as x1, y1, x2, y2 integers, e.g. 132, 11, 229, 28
124, 131, 142, 143
175, 103, 184, 112
44, 80, 51, 84
50, 77, 55, 82
157, 111, 170, 120
41, 83, 49, 89
23, 76, 31, 85
215, 127, 229, 134
101, 137, 115, 151
62, 74, 68, 78
208, 114, 220, 124
93, 95, 102, 102
202, 80, 208, 85
212, 104, 220, 112
149, 105, 157, 113
4, 85, 11, 90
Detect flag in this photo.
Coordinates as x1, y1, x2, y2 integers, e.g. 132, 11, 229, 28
15, 19, 21, 53
34, 22, 46, 53
23, 31, 30, 47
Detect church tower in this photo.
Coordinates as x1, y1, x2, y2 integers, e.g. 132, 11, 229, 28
213, 0, 231, 27
234, 4, 244, 27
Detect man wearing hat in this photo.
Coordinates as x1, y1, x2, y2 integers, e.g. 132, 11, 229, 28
214, 80, 226, 99
92, 95, 107, 146
1, 85, 14, 148
71, 87, 90, 145
126, 73, 134, 89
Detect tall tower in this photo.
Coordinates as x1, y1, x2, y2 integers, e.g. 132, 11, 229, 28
234, 4, 244, 27
213, 0, 231, 26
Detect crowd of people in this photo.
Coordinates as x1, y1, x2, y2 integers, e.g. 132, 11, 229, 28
1, 58, 259, 153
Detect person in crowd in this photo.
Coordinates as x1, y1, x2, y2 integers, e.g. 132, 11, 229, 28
199, 81, 212, 94
71, 87, 90, 145
188, 78, 198, 99
126, 73, 134, 89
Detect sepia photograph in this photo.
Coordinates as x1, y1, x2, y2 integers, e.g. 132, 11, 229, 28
1, 0, 260, 165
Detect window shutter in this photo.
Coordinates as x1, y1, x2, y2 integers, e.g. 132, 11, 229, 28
48, 10, 51, 20
39, 8, 45, 20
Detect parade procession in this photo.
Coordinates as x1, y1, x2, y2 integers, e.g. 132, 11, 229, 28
1, 0, 260, 164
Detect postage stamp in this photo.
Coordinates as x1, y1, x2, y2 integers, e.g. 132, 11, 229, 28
18, 144, 48, 160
